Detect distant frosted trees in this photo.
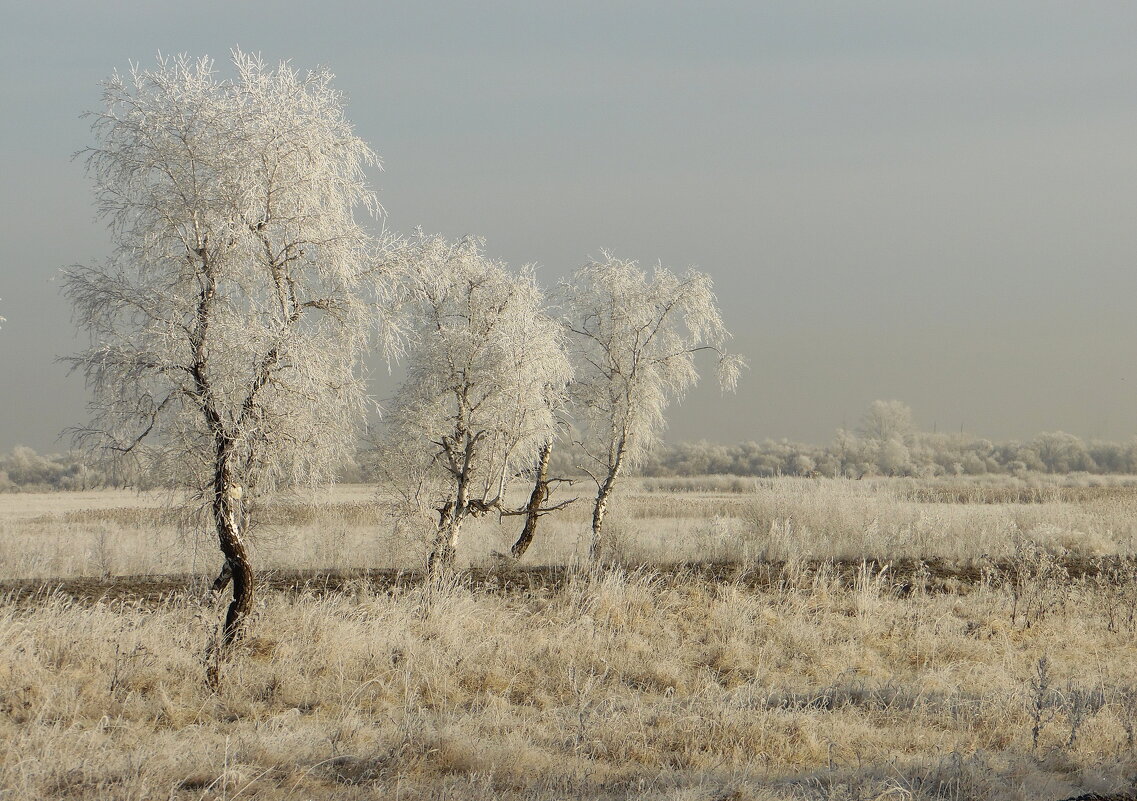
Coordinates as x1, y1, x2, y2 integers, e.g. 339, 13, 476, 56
0, 446, 106, 491
64, 52, 397, 672
857, 400, 914, 444
562, 255, 743, 561
847, 400, 915, 476
628, 403, 1134, 479
1029, 431, 1097, 474
377, 234, 571, 576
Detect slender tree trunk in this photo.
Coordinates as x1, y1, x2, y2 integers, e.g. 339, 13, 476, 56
590, 469, 624, 564
511, 441, 553, 559
428, 433, 479, 581
589, 435, 627, 564
589, 478, 614, 564
208, 499, 252, 596
427, 502, 460, 579
208, 442, 254, 671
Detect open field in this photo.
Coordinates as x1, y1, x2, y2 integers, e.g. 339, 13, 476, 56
6, 475, 1137, 581
4, 477, 1137, 800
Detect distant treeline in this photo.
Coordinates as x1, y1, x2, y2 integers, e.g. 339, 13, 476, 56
5, 423, 1137, 491
637, 430, 1137, 479
635, 400, 1137, 479
0, 446, 112, 492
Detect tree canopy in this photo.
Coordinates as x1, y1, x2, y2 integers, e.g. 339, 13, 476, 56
377, 233, 572, 572
561, 254, 743, 559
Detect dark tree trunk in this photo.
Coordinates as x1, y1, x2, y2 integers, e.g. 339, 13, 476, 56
589, 479, 613, 564
427, 502, 459, 580
210, 560, 232, 595
206, 441, 255, 688
209, 499, 251, 595
511, 441, 553, 560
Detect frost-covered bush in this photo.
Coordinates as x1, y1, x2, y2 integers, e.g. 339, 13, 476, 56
0, 446, 109, 492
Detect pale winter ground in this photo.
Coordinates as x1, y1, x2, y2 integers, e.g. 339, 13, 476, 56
3, 476, 1137, 799
4, 474, 1137, 580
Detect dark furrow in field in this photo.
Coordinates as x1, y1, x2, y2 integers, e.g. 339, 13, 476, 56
3, 555, 1135, 609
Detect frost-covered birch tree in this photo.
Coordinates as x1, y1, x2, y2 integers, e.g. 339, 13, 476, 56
63, 52, 395, 669
562, 254, 744, 562
379, 234, 571, 577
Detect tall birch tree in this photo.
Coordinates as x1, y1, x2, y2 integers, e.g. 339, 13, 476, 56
63, 52, 395, 674
379, 234, 572, 577
562, 254, 744, 562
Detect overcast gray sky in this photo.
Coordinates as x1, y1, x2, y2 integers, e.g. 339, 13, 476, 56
3, 1, 1137, 453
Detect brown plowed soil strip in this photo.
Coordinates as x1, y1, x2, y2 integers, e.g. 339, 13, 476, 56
3, 555, 1134, 609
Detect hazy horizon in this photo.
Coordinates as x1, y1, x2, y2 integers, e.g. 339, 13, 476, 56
4, 2, 1137, 454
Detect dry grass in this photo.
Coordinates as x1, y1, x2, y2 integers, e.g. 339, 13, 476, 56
5, 477, 1137, 580
4, 567, 1137, 799
4, 477, 1137, 799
